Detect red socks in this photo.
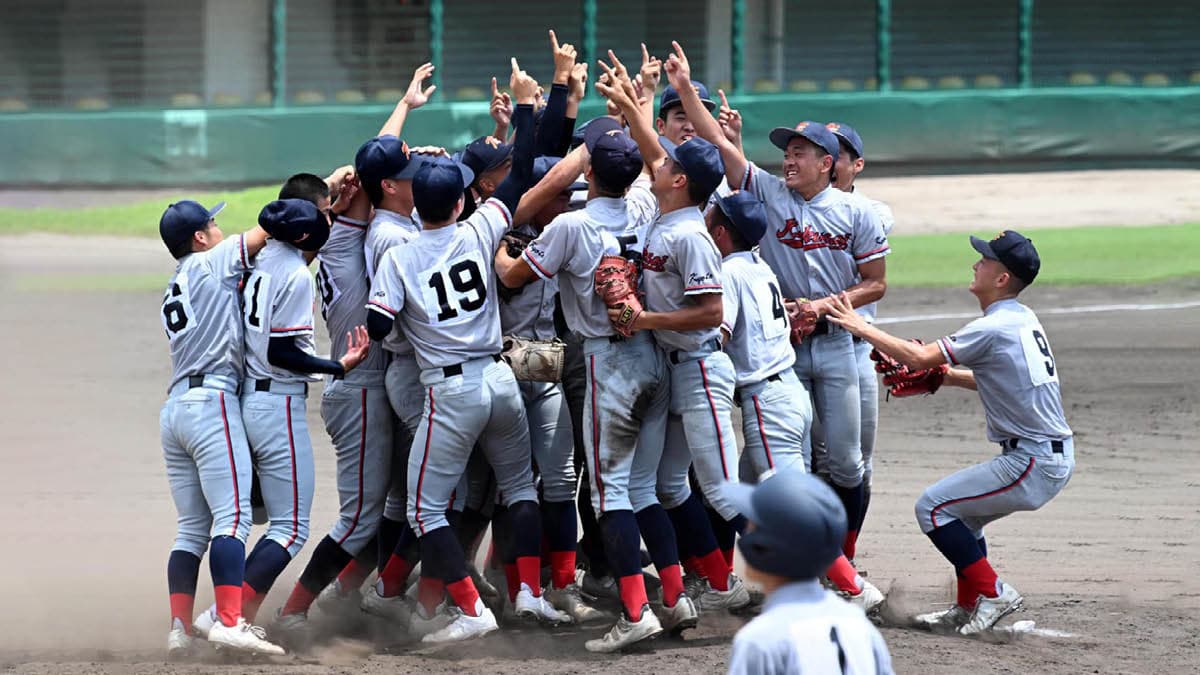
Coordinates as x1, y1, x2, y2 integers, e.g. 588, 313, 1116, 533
961, 557, 1000, 601
659, 563, 685, 608
169, 593, 194, 632
618, 574, 649, 621
446, 577, 481, 617
240, 582, 265, 623
516, 556, 542, 597
417, 576, 445, 616
378, 553, 416, 597
825, 555, 862, 594
549, 550, 575, 590
720, 547, 735, 569
279, 583, 316, 618
336, 558, 373, 594
698, 549, 731, 591
843, 529, 859, 561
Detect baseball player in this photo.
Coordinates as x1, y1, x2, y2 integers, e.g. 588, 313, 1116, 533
597, 56, 751, 612
825, 231, 1074, 636
497, 116, 701, 651
365, 59, 569, 643
724, 470, 894, 675
664, 42, 890, 571
190, 200, 371, 640
157, 200, 285, 656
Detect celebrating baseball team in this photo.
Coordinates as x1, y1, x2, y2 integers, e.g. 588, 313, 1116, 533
155, 31, 1075, 672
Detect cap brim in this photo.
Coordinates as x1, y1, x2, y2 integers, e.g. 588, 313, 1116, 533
661, 98, 717, 113
584, 116, 624, 152
394, 155, 430, 180
456, 162, 475, 189
970, 235, 998, 260
769, 127, 802, 152
657, 135, 680, 162
722, 483, 759, 523
207, 201, 227, 219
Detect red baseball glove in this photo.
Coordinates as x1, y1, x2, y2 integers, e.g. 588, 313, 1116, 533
595, 255, 643, 337
870, 341, 949, 399
787, 298, 819, 345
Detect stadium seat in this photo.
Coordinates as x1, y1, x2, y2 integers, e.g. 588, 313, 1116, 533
254, 91, 273, 105
213, 93, 244, 106
974, 74, 1004, 88
899, 76, 930, 90
1141, 73, 1170, 87
455, 86, 487, 100
937, 76, 967, 90
1068, 72, 1098, 86
863, 77, 878, 91
0, 97, 29, 112
827, 78, 856, 92
789, 79, 820, 93
75, 96, 110, 110
752, 79, 781, 93
374, 88, 405, 102
335, 89, 367, 103
1105, 71, 1135, 86
170, 93, 203, 107
716, 81, 733, 94
293, 90, 327, 104
1191, 71, 1200, 85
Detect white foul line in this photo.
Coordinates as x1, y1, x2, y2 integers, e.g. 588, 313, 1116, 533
876, 300, 1200, 326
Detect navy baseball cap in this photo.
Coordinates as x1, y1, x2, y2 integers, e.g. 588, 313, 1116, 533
826, 121, 864, 159
585, 117, 644, 191
160, 199, 225, 255
355, 135, 423, 183
459, 135, 514, 177
724, 470, 847, 580
714, 191, 768, 245
259, 198, 330, 251
412, 156, 475, 218
970, 230, 1041, 284
659, 135, 726, 199
532, 156, 586, 193
769, 121, 840, 162
659, 80, 716, 114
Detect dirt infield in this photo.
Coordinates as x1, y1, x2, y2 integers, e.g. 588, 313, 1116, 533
0, 238, 1197, 674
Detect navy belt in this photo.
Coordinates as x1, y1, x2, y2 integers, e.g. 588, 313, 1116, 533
254, 379, 308, 395
187, 374, 241, 395
734, 372, 781, 399
443, 354, 501, 378
1004, 438, 1063, 454
668, 338, 722, 365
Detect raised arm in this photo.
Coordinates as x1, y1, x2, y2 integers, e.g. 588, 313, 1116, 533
490, 58, 540, 215
534, 30, 576, 157
378, 62, 436, 138
512, 142, 587, 224
596, 52, 665, 171
664, 41, 747, 187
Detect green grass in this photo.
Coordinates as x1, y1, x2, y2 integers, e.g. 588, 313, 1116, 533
1, 185, 1196, 287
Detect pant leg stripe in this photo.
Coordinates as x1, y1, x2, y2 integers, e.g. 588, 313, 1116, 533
219, 392, 241, 537
414, 387, 435, 535
698, 359, 729, 480
284, 395, 300, 550
930, 457, 1036, 529
589, 355, 605, 512
751, 394, 774, 470
336, 388, 368, 546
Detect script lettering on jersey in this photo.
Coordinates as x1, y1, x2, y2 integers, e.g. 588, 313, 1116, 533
641, 248, 669, 272
776, 218, 852, 252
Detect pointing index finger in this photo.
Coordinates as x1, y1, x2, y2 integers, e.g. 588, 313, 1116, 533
511, 57, 520, 75
641, 42, 650, 65
718, 88, 730, 109
491, 76, 499, 97
549, 29, 559, 51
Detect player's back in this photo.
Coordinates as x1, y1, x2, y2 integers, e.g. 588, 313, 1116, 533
318, 216, 384, 374
729, 582, 893, 675
161, 235, 251, 392
242, 240, 318, 384
721, 251, 794, 385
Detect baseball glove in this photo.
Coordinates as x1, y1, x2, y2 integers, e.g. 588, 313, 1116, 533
501, 229, 536, 258
870, 342, 949, 399
594, 254, 643, 337
787, 298, 819, 345
501, 336, 565, 382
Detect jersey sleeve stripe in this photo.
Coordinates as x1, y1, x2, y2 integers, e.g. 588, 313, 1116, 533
741, 164, 753, 191
938, 337, 959, 365
522, 250, 555, 280
685, 283, 722, 291
854, 245, 890, 261
270, 325, 313, 333
485, 199, 513, 228
239, 235, 248, 268
335, 216, 367, 230
366, 300, 398, 317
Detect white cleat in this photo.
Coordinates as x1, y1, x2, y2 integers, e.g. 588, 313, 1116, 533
167, 621, 194, 657
207, 618, 285, 656
576, 568, 619, 601
843, 579, 885, 614
421, 600, 499, 643
699, 573, 752, 611
959, 582, 1024, 636
682, 573, 707, 601
914, 605, 971, 631
514, 584, 573, 625
191, 605, 218, 640
316, 579, 363, 617
659, 595, 699, 634
360, 582, 413, 624
545, 584, 611, 625
585, 604, 663, 653
409, 602, 455, 639
271, 611, 311, 649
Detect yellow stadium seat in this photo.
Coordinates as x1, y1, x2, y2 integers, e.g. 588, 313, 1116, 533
0, 97, 29, 112
1191, 71, 1200, 85
937, 76, 967, 90
899, 76, 930, 90
170, 93, 203, 107
293, 90, 327, 104
212, 93, 243, 106
1106, 71, 1135, 86
1141, 73, 1170, 87
716, 81, 733, 94
335, 89, 366, 103
752, 79, 782, 93
75, 96, 110, 110
374, 88, 405, 102
827, 78, 856, 92
1068, 72, 1098, 86
974, 74, 1004, 88
254, 91, 273, 105
863, 77, 878, 91
455, 86, 487, 100
789, 79, 820, 93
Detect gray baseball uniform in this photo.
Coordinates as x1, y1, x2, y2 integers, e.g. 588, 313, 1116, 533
366, 199, 537, 535
719, 251, 811, 482
314, 215, 393, 555
240, 239, 318, 557
522, 196, 669, 514
160, 234, 254, 557
741, 164, 890, 491
915, 299, 1075, 535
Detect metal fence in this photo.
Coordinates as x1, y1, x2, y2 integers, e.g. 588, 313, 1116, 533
2, 0, 1198, 112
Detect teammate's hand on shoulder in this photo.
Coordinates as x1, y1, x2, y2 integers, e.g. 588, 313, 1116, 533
339, 325, 372, 372
639, 43, 662, 93
403, 62, 437, 109
549, 29, 577, 85
409, 145, 449, 158
510, 58, 539, 105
